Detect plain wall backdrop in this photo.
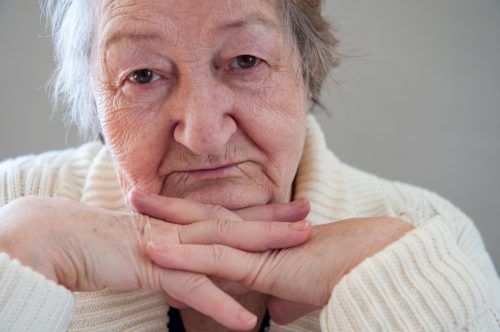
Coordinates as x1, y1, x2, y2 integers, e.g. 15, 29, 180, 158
0, 1, 499, 270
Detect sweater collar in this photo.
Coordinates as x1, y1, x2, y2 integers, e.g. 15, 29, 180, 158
294, 115, 354, 224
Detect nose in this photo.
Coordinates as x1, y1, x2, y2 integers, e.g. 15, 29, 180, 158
171, 79, 237, 156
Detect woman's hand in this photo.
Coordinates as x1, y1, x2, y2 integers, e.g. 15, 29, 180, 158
0, 195, 311, 330
129, 191, 413, 323
128, 190, 312, 306
145, 215, 414, 324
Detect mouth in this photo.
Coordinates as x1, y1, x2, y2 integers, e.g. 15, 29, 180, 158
172, 162, 245, 181
159, 159, 268, 209
191, 163, 238, 173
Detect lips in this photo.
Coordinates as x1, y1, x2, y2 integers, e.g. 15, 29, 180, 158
189, 162, 239, 174
168, 161, 246, 182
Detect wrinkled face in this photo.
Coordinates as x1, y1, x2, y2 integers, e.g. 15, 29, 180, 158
91, 0, 309, 209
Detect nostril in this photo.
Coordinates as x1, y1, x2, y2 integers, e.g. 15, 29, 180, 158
172, 111, 237, 155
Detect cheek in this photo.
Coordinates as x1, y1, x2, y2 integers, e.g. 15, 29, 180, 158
266, 76, 307, 136
237, 77, 308, 183
264, 114, 307, 182
95, 87, 170, 193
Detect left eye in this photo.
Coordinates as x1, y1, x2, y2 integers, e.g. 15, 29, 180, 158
127, 69, 161, 84
230, 55, 262, 69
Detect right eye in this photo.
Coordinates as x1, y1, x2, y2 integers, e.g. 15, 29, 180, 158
127, 69, 161, 84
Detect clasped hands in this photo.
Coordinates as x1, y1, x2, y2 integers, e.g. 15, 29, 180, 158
0, 193, 413, 331
130, 190, 413, 329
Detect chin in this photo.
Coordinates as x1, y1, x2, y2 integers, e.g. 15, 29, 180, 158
164, 182, 273, 210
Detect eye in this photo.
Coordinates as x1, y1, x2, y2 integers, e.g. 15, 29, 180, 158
127, 69, 161, 84
230, 55, 262, 70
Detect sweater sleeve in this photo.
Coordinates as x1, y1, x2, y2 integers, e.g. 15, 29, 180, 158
0, 144, 100, 331
320, 182, 500, 331
0, 253, 74, 331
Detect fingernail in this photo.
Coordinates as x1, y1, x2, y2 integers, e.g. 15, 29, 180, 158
147, 241, 158, 251
128, 190, 144, 208
292, 198, 310, 210
128, 189, 146, 210
290, 220, 310, 231
292, 198, 306, 206
238, 310, 257, 326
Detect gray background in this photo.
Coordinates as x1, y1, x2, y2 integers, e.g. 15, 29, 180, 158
0, 1, 499, 270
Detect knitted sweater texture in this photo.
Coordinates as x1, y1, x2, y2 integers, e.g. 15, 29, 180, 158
0, 116, 498, 331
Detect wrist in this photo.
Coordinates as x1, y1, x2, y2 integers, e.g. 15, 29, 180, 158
325, 218, 414, 302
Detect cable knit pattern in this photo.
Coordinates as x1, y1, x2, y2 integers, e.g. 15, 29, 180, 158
0, 115, 498, 331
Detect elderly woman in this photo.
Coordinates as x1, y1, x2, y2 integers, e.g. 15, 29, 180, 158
0, 0, 498, 331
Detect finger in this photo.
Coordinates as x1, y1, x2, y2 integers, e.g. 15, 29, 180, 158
147, 242, 273, 296
129, 189, 310, 225
267, 297, 320, 325
167, 296, 189, 309
159, 269, 257, 330
147, 242, 253, 284
129, 190, 239, 224
147, 242, 318, 305
234, 199, 310, 223
178, 219, 312, 251
170, 280, 251, 301
214, 279, 251, 296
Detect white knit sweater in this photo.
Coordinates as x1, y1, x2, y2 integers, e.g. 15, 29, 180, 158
0, 116, 498, 331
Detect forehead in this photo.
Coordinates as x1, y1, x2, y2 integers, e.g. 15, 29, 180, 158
95, 0, 283, 44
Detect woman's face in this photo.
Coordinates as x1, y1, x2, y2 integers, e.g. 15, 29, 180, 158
91, 0, 309, 209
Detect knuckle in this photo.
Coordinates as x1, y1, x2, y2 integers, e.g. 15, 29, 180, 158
5, 196, 52, 227
176, 224, 187, 244
175, 273, 233, 315
211, 291, 233, 313
142, 260, 163, 290
269, 204, 280, 220
179, 274, 209, 297
9, 195, 40, 211
209, 204, 227, 218
210, 244, 226, 265
243, 251, 277, 290
262, 221, 276, 237
213, 218, 233, 237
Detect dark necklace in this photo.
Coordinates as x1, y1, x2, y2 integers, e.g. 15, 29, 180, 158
168, 307, 271, 332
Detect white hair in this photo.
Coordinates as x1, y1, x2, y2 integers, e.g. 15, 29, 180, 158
44, 0, 98, 138
43, 0, 339, 139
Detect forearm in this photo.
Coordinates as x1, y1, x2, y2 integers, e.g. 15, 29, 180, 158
320, 218, 499, 331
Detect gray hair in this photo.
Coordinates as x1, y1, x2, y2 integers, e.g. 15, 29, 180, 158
44, 0, 339, 139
